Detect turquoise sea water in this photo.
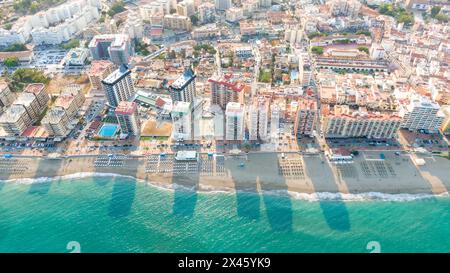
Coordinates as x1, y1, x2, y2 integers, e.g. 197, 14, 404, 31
1, 176, 450, 253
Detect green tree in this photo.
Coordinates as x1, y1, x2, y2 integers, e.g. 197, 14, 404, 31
0, 43, 27, 52
10, 68, 49, 91
356, 30, 371, 36
357, 46, 369, 54
107, 0, 125, 17
4, 23, 12, 30
430, 6, 441, 17
190, 14, 199, 26
311, 46, 324, 55
135, 41, 150, 56
59, 39, 80, 50
435, 13, 450, 22
3, 57, 19, 67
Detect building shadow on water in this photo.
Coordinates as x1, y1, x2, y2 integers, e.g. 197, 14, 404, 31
226, 155, 261, 221
104, 155, 139, 218
228, 153, 293, 232
108, 177, 137, 218
28, 157, 64, 195
304, 155, 350, 232
172, 173, 200, 218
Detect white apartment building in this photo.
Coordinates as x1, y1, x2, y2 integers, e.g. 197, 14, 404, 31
0, 83, 15, 113
177, 0, 195, 17
198, 2, 216, 24
192, 24, 220, 39
172, 101, 192, 141
242, 0, 259, 16
0, 105, 33, 136
400, 95, 445, 133
121, 11, 144, 40
163, 14, 192, 31
248, 97, 269, 141
226, 7, 244, 23
225, 102, 245, 141
270, 104, 280, 141
41, 108, 71, 137
0, 29, 26, 47
30, 5, 99, 45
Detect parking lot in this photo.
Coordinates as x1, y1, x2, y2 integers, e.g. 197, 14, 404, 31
32, 48, 67, 69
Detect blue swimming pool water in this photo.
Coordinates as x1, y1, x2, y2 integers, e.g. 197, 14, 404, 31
98, 124, 119, 138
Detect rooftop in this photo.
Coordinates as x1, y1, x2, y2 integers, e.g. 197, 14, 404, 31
24, 83, 45, 94
0, 104, 26, 123
41, 107, 67, 124
172, 101, 191, 113
102, 65, 131, 85
15, 92, 36, 107
208, 74, 246, 92
170, 68, 196, 90
88, 60, 115, 76
115, 101, 137, 116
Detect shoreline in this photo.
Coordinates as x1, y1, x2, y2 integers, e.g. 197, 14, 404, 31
1, 150, 450, 201
0, 171, 448, 202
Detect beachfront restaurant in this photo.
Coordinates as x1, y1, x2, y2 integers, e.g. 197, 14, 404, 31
175, 151, 199, 161
326, 149, 353, 163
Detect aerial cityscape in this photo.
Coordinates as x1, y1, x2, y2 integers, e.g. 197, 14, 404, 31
0, 0, 450, 254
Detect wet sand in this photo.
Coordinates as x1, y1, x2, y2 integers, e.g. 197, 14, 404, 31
0, 151, 449, 195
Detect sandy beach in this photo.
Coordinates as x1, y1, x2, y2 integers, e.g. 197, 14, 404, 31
0, 151, 449, 196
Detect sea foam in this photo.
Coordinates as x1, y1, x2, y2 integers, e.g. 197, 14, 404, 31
0, 172, 447, 202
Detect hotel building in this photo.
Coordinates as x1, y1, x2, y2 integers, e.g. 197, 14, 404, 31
171, 101, 192, 141
322, 105, 402, 139
87, 60, 116, 93
400, 95, 444, 133
248, 96, 269, 141
41, 108, 70, 137
101, 65, 136, 107
89, 34, 133, 65
208, 74, 245, 110
170, 68, 196, 103
0, 84, 49, 136
294, 99, 317, 137
0, 105, 32, 136
163, 14, 192, 31
225, 102, 245, 141
115, 101, 140, 137
0, 82, 15, 113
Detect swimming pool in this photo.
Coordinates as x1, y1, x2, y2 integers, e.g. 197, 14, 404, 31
98, 124, 119, 138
